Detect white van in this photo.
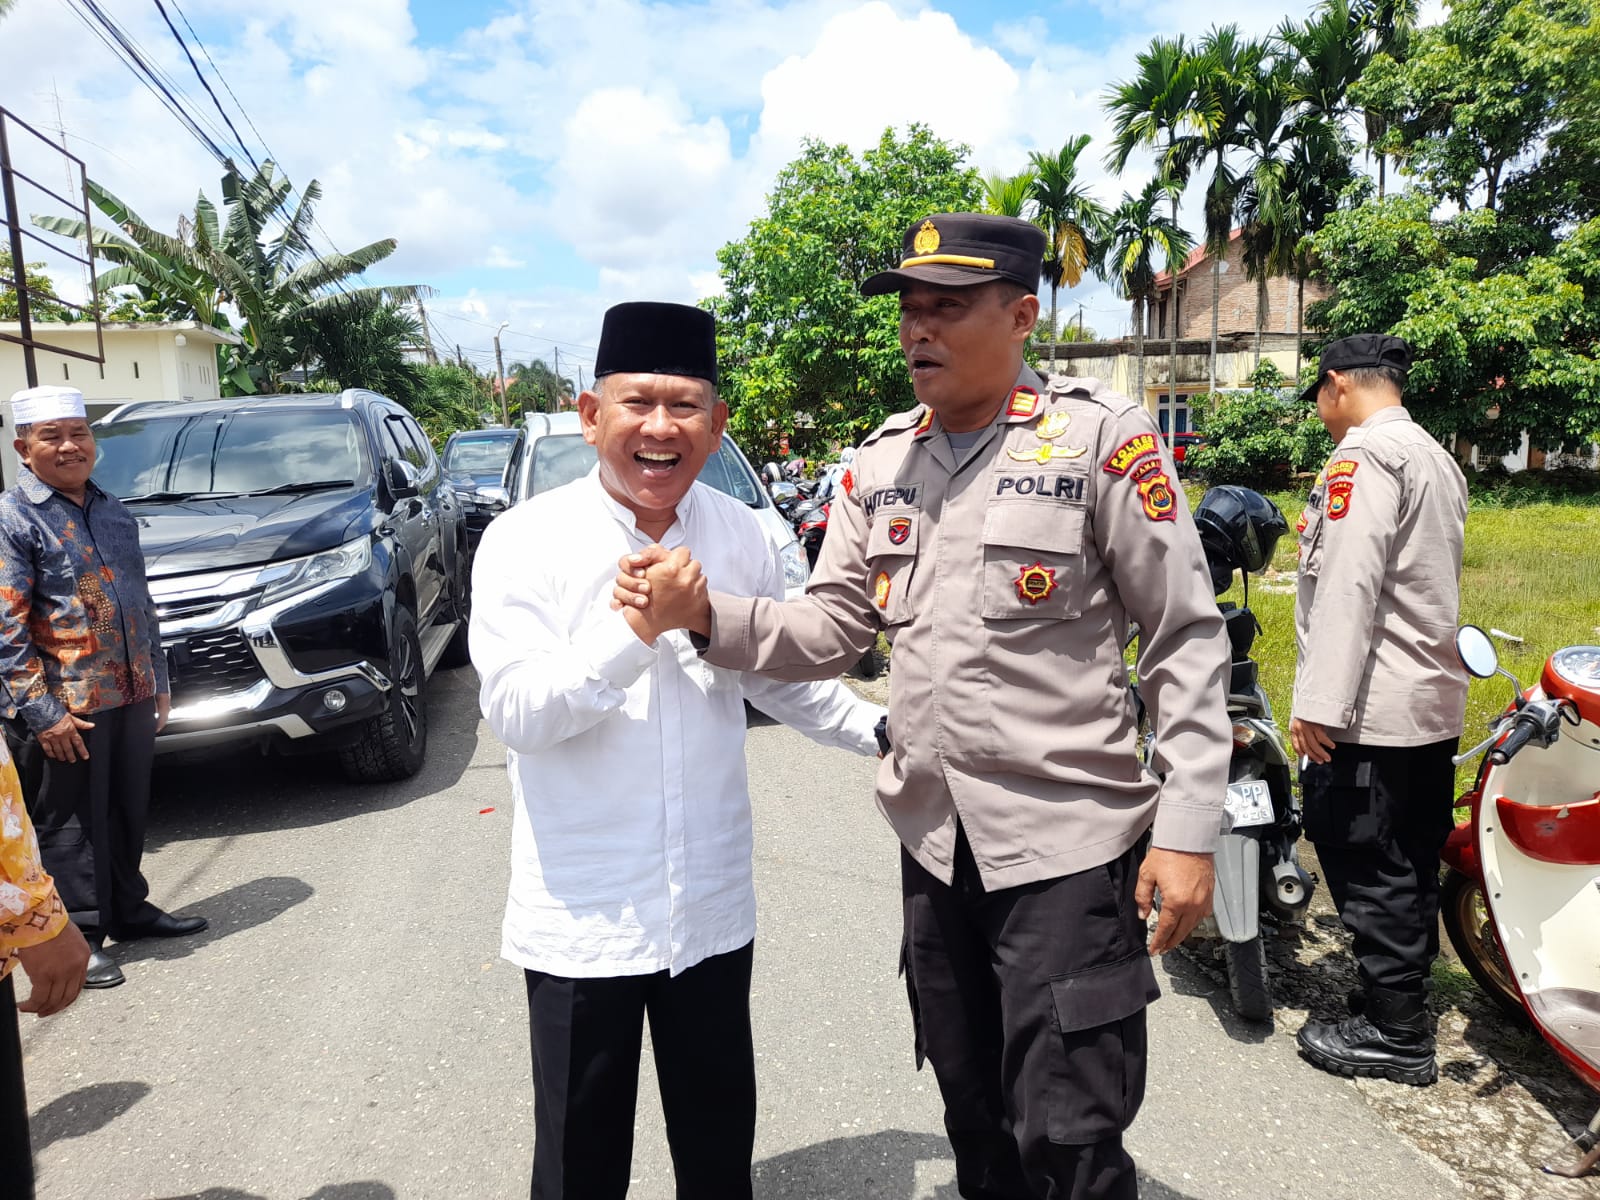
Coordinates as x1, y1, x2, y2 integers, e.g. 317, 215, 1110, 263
495, 411, 811, 598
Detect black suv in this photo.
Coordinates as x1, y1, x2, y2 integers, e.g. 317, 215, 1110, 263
93, 391, 471, 782
441, 426, 519, 553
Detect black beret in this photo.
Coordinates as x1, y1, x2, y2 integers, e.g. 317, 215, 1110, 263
1301, 334, 1414, 403
594, 301, 717, 385
861, 213, 1045, 296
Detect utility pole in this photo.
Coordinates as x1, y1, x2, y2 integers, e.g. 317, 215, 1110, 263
494, 321, 510, 426
1077, 305, 1085, 341
553, 347, 562, 410
455, 343, 465, 369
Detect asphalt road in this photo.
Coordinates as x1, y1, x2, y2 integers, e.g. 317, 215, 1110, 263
20, 665, 1467, 1199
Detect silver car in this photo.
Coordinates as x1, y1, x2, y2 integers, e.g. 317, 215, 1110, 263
495, 411, 812, 598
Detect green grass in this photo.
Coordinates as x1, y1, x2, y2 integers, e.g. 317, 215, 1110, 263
1214, 492, 1600, 793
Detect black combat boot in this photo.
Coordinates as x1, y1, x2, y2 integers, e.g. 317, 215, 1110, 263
1296, 988, 1435, 1086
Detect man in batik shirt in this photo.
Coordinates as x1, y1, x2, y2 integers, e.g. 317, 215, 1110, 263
2, 735, 90, 1200
0, 386, 205, 991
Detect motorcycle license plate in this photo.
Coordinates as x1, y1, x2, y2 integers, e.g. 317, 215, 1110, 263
1224, 780, 1274, 829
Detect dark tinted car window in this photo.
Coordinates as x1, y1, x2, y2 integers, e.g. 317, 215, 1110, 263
528, 436, 761, 507
94, 410, 371, 497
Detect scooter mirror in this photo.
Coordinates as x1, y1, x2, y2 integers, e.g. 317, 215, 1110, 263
1456, 624, 1499, 679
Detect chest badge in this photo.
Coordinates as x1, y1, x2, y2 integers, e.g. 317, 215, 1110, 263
873, 571, 892, 609
1006, 407, 1087, 465
1014, 562, 1059, 605
887, 516, 912, 545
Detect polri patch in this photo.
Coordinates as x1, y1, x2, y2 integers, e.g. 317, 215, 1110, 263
1014, 562, 1058, 605
1103, 432, 1159, 476
1132, 459, 1176, 523
1005, 387, 1040, 418
995, 474, 1084, 502
1325, 459, 1359, 480
1327, 479, 1354, 520
887, 516, 912, 545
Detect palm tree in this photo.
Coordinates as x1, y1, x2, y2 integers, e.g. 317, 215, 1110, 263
981, 170, 1036, 218
1102, 178, 1193, 402
1352, 0, 1420, 197
1235, 66, 1300, 368
1027, 137, 1109, 374
507, 359, 576, 417
1105, 36, 1212, 410
1188, 26, 1266, 393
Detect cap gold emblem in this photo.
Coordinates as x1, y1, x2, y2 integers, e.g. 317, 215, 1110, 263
912, 220, 941, 256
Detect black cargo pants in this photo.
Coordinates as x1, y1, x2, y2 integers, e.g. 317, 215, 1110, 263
901, 828, 1158, 1200
1300, 739, 1458, 994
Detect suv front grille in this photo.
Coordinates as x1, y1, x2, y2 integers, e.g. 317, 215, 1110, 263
167, 631, 267, 705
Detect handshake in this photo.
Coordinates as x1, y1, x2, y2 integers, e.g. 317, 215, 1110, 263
612, 545, 714, 645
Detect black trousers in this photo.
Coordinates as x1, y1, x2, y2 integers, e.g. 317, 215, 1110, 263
2, 974, 35, 1200
5, 700, 159, 941
901, 830, 1158, 1200
523, 941, 757, 1200
1301, 738, 1459, 994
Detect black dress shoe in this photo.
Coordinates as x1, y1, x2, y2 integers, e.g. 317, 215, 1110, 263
85, 948, 125, 989
111, 912, 208, 940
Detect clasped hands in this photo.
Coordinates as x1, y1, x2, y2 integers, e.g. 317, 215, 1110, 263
612, 545, 713, 644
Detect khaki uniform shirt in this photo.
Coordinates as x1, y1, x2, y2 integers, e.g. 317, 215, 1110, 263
1294, 406, 1469, 746
703, 367, 1231, 890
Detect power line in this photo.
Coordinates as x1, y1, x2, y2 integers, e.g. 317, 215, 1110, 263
427, 307, 598, 354
150, 0, 260, 173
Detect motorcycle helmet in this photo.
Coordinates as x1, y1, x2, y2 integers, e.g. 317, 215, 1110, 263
1192, 486, 1288, 596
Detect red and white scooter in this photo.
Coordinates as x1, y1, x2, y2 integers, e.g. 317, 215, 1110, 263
1441, 626, 1600, 1178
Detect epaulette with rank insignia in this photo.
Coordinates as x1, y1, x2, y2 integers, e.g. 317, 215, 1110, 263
861, 406, 927, 447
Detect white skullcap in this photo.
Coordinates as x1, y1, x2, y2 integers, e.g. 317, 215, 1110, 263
9, 386, 87, 426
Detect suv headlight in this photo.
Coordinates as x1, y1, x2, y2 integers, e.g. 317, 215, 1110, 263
780, 539, 810, 589
255, 537, 373, 607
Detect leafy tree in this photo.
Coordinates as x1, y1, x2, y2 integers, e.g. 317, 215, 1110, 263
1027, 136, 1108, 373
0, 250, 74, 322
1190, 368, 1333, 488
1308, 193, 1600, 455
410, 364, 492, 446
713, 125, 982, 459
1101, 178, 1192, 401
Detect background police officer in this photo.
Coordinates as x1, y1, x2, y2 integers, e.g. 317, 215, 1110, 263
616, 213, 1231, 1200
1290, 334, 1469, 1087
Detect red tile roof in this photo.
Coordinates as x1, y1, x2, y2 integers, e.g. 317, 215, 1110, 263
1154, 228, 1242, 289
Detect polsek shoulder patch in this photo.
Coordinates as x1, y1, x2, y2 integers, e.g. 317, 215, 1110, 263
1132, 458, 1177, 522
1103, 432, 1160, 476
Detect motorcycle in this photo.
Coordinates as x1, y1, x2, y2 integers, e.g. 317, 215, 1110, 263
1186, 486, 1316, 1022
1441, 625, 1600, 1178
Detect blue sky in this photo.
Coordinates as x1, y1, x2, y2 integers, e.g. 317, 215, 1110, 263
1, 0, 1426, 381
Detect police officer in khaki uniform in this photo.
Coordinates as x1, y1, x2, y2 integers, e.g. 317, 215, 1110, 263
615, 214, 1231, 1200
1289, 334, 1469, 1087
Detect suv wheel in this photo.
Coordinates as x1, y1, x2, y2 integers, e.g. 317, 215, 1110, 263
439, 553, 473, 670
339, 604, 428, 782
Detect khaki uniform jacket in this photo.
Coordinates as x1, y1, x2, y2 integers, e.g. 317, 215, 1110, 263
703, 367, 1231, 890
1294, 406, 1469, 746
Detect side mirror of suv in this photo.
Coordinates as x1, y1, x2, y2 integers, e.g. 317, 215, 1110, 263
385, 459, 420, 500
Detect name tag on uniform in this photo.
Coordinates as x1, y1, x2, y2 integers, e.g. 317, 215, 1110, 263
863, 485, 921, 519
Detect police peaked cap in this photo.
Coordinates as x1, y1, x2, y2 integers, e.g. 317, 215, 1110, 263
594, 301, 718, 385
861, 213, 1046, 296
1301, 334, 1414, 404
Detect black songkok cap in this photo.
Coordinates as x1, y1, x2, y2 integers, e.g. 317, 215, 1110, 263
860, 213, 1046, 297
1301, 334, 1414, 404
593, 301, 718, 385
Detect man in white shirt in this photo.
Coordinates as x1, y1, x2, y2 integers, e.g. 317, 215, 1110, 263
470, 301, 883, 1199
